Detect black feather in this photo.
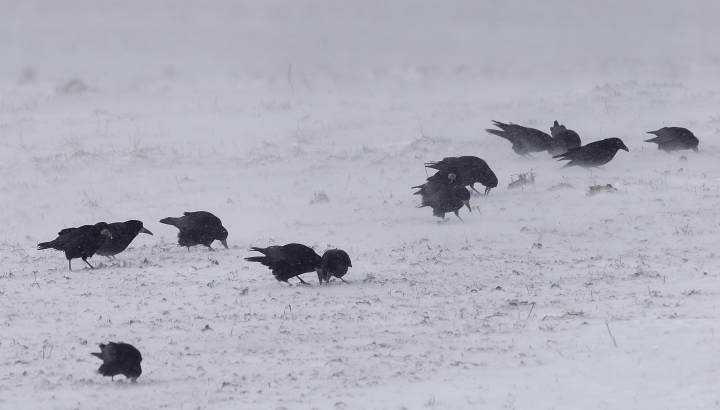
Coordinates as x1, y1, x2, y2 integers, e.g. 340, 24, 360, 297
38, 222, 112, 270
245, 243, 322, 284
91, 342, 142, 382
160, 211, 228, 250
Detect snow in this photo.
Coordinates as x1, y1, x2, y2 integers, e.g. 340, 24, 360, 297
2, 1, 720, 409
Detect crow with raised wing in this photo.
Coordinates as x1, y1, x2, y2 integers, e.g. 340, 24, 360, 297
413, 179, 471, 220
91, 342, 142, 383
645, 127, 699, 152
553, 138, 629, 168
549, 121, 582, 156
160, 211, 228, 251
97, 220, 153, 259
486, 121, 553, 157
317, 249, 352, 284
425, 156, 498, 194
37, 222, 112, 270
245, 243, 322, 284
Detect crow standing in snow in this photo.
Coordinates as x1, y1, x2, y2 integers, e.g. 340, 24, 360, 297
485, 121, 553, 157
159, 211, 228, 251
37, 222, 112, 270
91, 342, 142, 383
549, 121, 582, 156
317, 249, 353, 284
553, 138, 629, 168
96, 220, 153, 259
645, 127, 699, 152
413, 179, 472, 221
245, 243, 322, 284
424, 156, 498, 194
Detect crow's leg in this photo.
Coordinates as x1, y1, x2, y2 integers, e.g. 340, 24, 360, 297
83, 258, 96, 269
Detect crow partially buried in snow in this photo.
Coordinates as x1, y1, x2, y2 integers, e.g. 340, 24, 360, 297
645, 127, 699, 152
549, 121, 582, 156
553, 138, 629, 168
91, 342, 142, 383
413, 179, 472, 220
317, 249, 352, 284
96, 220, 153, 259
37, 222, 112, 270
485, 121, 553, 157
159, 211, 228, 251
245, 243, 322, 284
424, 156, 498, 194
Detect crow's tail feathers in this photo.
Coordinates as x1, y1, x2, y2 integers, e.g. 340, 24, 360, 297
159, 217, 178, 226
244, 256, 267, 264
37, 241, 56, 250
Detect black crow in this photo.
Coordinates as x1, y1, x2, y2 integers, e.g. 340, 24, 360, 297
317, 249, 352, 284
485, 121, 553, 157
549, 121, 582, 156
413, 179, 472, 220
37, 222, 112, 270
645, 127, 699, 152
159, 211, 228, 251
424, 156, 498, 194
96, 220, 153, 259
245, 243, 322, 284
553, 138, 629, 168
91, 342, 142, 383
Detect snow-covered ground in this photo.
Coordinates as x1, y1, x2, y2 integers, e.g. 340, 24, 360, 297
2, 2, 720, 409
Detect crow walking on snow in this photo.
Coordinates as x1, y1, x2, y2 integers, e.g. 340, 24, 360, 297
160, 211, 228, 251
245, 243, 322, 284
96, 220, 153, 259
553, 138, 629, 168
37, 222, 112, 270
485, 121, 553, 157
317, 249, 353, 284
645, 127, 699, 152
91, 342, 142, 383
413, 179, 472, 221
424, 156, 498, 194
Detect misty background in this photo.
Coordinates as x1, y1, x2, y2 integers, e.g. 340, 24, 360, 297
2, 0, 719, 83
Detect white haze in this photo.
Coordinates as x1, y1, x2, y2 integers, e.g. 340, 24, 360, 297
1, 1, 720, 409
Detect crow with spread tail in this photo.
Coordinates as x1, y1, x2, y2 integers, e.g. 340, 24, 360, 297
97, 220, 153, 259
37, 222, 112, 270
486, 121, 553, 157
645, 127, 699, 152
553, 138, 629, 168
549, 121, 582, 156
159, 211, 228, 251
424, 156, 498, 194
317, 249, 352, 284
91, 342, 142, 383
413, 179, 471, 220
245, 243, 322, 284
